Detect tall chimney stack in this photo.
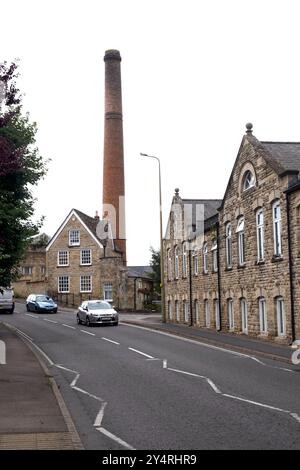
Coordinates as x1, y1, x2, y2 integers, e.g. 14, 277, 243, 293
103, 49, 126, 264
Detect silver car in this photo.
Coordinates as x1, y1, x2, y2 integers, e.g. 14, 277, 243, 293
77, 300, 118, 326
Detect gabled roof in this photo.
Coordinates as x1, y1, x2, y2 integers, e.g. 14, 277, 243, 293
259, 141, 300, 175
181, 198, 222, 221
46, 209, 107, 251
127, 266, 154, 279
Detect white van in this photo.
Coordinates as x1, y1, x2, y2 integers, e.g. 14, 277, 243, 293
0, 288, 15, 314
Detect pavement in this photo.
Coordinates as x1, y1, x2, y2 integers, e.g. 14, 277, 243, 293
0, 322, 83, 450
0, 301, 299, 449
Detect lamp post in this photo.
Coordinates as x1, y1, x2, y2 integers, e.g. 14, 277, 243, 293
140, 153, 165, 323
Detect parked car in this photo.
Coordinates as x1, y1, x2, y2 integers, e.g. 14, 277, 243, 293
77, 300, 118, 326
26, 294, 57, 313
0, 288, 14, 314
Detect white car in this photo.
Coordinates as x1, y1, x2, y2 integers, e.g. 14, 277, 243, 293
77, 300, 118, 326
0, 288, 14, 314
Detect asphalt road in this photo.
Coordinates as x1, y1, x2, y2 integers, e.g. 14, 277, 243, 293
2, 303, 300, 450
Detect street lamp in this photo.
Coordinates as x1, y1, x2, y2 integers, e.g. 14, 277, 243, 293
140, 153, 165, 323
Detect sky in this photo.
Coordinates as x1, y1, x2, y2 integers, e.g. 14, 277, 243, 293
2, 0, 300, 265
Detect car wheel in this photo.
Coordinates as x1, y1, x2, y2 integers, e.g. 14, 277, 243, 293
8, 308, 14, 314
53, 309, 57, 314
26, 304, 30, 312
86, 316, 91, 327
113, 321, 118, 326
77, 315, 82, 325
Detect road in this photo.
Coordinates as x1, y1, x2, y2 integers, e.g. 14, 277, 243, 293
2, 303, 300, 450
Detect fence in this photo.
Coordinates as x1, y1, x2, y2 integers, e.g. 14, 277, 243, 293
47, 292, 92, 307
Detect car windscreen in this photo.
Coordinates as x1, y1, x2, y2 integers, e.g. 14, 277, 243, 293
36, 295, 52, 302
87, 301, 112, 310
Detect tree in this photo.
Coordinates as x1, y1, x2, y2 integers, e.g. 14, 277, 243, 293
0, 61, 47, 287
149, 246, 161, 296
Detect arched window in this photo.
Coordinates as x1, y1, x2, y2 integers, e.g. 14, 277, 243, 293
204, 299, 210, 327
214, 299, 220, 330
203, 242, 208, 273
243, 170, 255, 191
258, 297, 267, 334
273, 201, 282, 257
236, 217, 245, 265
167, 248, 172, 280
240, 298, 248, 333
175, 300, 180, 322
193, 249, 198, 276
183, 300, 189, 323
276, 296, 285, 336
182, 243, 187, 278
256, 209, 264, 261
227, 298, 234, 330
174, 246, 179, 279
211, 239, 218, 272
194, 299, 199, 324
168, 300, 172, 321
225, 223, 232, 268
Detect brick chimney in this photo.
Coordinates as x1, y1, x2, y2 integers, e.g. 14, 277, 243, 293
102, 49, 126, 264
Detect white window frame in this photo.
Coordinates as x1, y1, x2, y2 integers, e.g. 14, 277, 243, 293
58, 276, 70, 293
204, 300, 210, 327
80, 275, 92, 293
80, 249, 92, 266
273, 201, 282, 257
57, 250, 69, 267
211, 239, 218, 272
259, 297, 268, 334
174, 246, 179, 279
22, 266, 33, 276
175, 300, 180, 321
193, 249, 198, 276
228, 299, 234, 330
243, 170, 255, 191
103, 282, 113, 301
256, 209, 264, 261
69, 229, 80, 246
276, 297, 286, 336
182, 243, 187, 278
184, 300, 189, 323
225, 223, 232, 268
203, 242, 208, 273
236, 217, 245, 265
240, 298, 248, 333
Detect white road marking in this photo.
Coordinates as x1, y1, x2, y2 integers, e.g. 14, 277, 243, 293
70, 373, 80, 387
167, 367, 222, 394
96, 427, 135, 450
102, 337, 120, 345
14, 328, 33, 341
163, 359, 168, 368
25, 313, 39, 319
72, 386, 103, 402
43, 318, 58, 324
290, 413, 300, 424
55, 364, 79, 374
94, 402, 107, 427
128, 347, 154, 359
62, 324, 76, 330
80, 329, 95, 336
222, 393, 290, 413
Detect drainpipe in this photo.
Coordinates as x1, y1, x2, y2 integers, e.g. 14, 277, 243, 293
133, 277, 137, 311
216, 221, 222, 331
188, 246, 193, 326
285, 193, 296, 343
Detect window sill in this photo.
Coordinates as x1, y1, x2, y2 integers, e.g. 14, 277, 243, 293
225, 266, 233, 271
57, 265, 69, 268
80, 264, 92, 266
203, 271, 209, 276
272, 255, 283, 263
69, 244, 80, 247
256, 260, 265, 266
80, 291, 92, 294
237, 264, 246, 269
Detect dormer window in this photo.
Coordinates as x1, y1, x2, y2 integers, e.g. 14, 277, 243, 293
243, 170, 255, 191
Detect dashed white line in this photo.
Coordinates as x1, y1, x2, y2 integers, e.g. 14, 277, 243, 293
128, 347, 154, 359
96, 427, 135, 450
102, 337, 120, 345
44, 318, 58, 324
70, 373, 80, 387
62, 324, 76, 330
72, 386, 103, 402
222, 393, 290, 413
167, 367, 222, 394
80, 329, 95, 336
25, 313, 39, 319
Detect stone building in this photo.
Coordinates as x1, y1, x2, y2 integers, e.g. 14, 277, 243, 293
164, 124, 300, 345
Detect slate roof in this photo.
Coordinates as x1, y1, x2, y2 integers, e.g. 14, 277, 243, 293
259, 141, 300, 175
181, 199, 222, 221
127, 266, 154, 279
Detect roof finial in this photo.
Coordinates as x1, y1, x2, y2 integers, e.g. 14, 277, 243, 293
175, 188, 180, 196
246, 122, 253, 134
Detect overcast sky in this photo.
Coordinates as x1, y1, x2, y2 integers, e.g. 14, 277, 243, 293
2, 0, 300, 265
